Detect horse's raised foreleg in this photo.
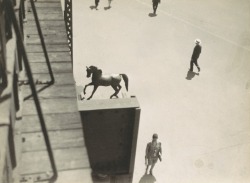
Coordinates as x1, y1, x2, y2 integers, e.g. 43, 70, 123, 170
87, 85, 98, 100
84, 82, 93, 95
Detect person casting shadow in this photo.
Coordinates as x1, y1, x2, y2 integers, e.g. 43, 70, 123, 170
190, 39, 202, 72
139, 174, 157, 183
145, 134, 162, 175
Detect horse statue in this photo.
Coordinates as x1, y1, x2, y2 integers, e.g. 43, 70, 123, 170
82, 66, 129, 100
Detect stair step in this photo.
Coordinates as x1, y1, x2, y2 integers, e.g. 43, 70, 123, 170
27, 52, 71, 62
26, 34, 68, 45
21, 129, 85, 152
18, 112, 81, 133
22, 84, 76, 100
22, 97, 78, 115
20, 147, 90, 175
29, 62, 72, 74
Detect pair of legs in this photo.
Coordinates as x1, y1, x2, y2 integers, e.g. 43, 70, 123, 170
95, 0, 100, 9
108, 0, 112, 7
153, 2, 159, 14
190, 58, 200, 72
83, 83, 122, 100
145, 158, 157, 175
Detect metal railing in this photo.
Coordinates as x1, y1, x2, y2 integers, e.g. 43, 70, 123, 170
1, 0, 58, 182
64, 0, 72, 58
0, 0, 9, 92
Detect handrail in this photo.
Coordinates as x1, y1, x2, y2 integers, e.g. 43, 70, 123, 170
5, 0, 58, 182
0, 0, 8, 92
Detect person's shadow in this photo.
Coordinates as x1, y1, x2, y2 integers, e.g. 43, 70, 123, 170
148, 13, 157, 17
186, 70, 199, 80
138, 173, 157, 183
104, 6, 111, 10
90, 5, 96, 10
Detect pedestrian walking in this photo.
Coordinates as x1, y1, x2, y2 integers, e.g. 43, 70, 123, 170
152, 0, 161, 15
145, 133, 162, 175
190, 39, 202, 72
95, 0, 100, 10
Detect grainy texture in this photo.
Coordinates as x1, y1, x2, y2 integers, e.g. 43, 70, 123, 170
19, 1, 92, 182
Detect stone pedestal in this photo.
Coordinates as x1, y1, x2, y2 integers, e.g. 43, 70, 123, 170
78, 97, 140, 183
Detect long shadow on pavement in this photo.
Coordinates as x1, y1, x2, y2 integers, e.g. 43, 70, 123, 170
148, 13, 157, 17
90, 5, 96, 10
138, 174, 157, 183
186, 70, 199, 80
104, 6, 111, 10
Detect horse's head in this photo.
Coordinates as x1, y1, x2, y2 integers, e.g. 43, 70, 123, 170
86, 66, 101, 78
86, 66, 92, 78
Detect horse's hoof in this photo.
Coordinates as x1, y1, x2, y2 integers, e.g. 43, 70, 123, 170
87, 97, 91, 100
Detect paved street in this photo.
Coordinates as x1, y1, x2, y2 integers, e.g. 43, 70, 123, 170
73, 0, 250, 182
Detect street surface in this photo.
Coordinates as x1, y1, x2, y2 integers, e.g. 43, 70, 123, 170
73, 0, 250, 182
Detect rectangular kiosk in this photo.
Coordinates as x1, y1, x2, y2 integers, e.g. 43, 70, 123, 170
78, 97, 140, 183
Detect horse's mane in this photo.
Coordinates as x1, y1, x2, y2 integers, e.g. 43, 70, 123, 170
89, 65, 102, 75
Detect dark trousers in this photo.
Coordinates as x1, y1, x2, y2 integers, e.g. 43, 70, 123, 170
190, 59, 199, 71
95, 0, 99, 7
153, 2, 159, 14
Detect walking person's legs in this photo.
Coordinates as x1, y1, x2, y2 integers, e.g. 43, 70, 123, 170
149, 162, 155, 175
95, 0, 99, 9
145, 158, 153, 174
153, 2, 158, 14
145, 164, 149, 174
190, 59, 194, 71
193, 59, 200, 72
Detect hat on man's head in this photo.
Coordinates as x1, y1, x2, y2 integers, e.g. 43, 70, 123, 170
195, 39, 201, 44
152, 133, 158, 139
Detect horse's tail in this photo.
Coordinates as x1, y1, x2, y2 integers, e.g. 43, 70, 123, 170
120, 74, 129, 91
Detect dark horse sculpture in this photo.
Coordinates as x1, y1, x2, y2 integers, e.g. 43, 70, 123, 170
83, 66, 129, 100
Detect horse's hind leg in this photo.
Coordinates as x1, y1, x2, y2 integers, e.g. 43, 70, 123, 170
110, 84, 122, 99
117, 84, 122, 96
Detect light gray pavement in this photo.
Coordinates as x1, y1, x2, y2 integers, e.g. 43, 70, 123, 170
73, 0, 250, 182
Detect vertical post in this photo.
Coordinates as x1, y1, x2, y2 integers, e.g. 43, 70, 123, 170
17, 0, 24, 71
0, 0, 8, 89
129, 108, 141, 181
64, 0, 72, 61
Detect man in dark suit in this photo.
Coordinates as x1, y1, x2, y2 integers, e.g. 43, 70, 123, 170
152, 0, 161, 15
190, 39, 202, 72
